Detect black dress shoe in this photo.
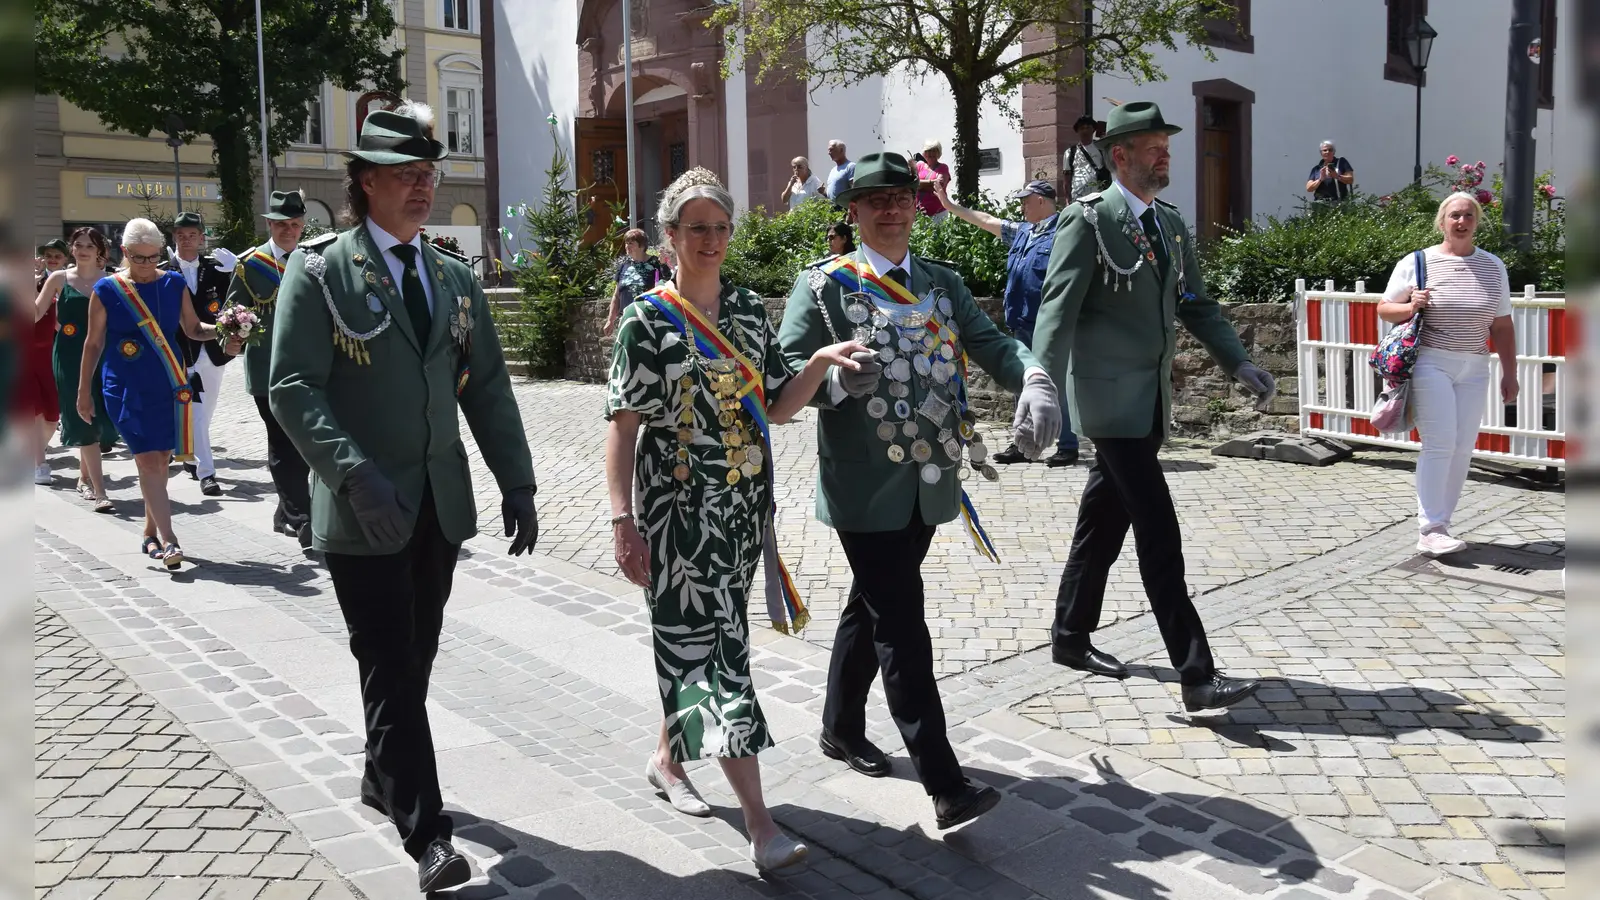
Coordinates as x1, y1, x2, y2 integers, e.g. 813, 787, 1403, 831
1181, 674, 1262, 712
933, 781, 1001, 830
1051, 643, 1129, 679
199, 476, 222, 496
819, 732, 891, 778
183, 463, 198, 480
1045, 448, 1080, 467
418, 839, 472, 893
277, 520, 301, 539
991, 444, 1028, 464
296, 522, 313, 549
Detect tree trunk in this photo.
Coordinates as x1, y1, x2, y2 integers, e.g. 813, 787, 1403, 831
213, 126, 258, 251
947, 75, 982, 202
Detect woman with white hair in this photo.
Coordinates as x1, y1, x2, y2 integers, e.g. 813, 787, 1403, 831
914, 139, 952, 220
78, 218, 239, 569
1378, 192, 1518, 556
605, 168, 867, 873
780, 156, 824, 210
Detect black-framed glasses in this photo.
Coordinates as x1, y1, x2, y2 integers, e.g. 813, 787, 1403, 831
125, 252, 164, 265
863, 192, 916, 210
393, 166, 444, 187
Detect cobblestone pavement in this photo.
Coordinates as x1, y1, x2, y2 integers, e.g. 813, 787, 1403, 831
35, 605, 358, 899
31, 364, 1564, 899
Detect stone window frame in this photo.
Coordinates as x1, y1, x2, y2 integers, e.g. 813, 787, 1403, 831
438, 54, 484, 158
1202, 0, 1253, 54
441, 0, 474, 33
1191, 78, 1255, 235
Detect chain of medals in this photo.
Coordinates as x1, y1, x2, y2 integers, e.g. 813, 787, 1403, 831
815, 255, 998, 485
669, 306, 766, 489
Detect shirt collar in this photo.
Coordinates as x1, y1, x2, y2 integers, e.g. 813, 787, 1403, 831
268, 240, 294, 261
858, 243, 909, 278
365, 217, 424, 259
174, 251, 200, 268
1112, 179, 1154, 221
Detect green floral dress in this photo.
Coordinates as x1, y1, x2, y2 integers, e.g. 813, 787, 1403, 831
605, 282, 796, 761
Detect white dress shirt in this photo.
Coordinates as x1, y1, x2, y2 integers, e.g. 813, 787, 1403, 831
174, 253, 200, 294
1112, 178, 1164, 242
364, 217, 436, 313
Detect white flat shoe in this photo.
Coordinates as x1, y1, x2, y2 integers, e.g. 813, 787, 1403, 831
645, 758, 712, 817
751, 832, 808, 873
1418, 532, 1468, 557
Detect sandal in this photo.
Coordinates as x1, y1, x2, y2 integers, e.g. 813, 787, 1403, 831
94, 497, 114, 514
141, 536, 161, 558
162, 544, 184, 570
76, 483, 95, 501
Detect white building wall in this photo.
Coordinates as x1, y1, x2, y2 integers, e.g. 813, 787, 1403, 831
494, 0, 579, 219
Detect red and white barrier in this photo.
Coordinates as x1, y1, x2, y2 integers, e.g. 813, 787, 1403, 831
1294, 279, 1566, 469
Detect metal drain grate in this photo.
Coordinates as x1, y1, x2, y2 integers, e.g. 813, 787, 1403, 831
1394, 544, 1564, 597
1492, 563, 1535, 576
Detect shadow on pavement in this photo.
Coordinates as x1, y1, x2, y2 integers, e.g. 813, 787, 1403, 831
168, 558, 323, 595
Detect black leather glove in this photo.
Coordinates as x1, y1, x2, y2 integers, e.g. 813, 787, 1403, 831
343, 461, 412, 550
502, 485, 538, 556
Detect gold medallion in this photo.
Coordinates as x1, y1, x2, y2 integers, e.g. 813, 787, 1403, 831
673, 464, 690, 481
718, 410, 735, 427
678, 408, 694, 425
726, 469, 741, 485
677, 427, 694, 443
676, 446, 689, 461
729, 448, 746, 466
679, 375, 694, 390
726, 431, 743, 448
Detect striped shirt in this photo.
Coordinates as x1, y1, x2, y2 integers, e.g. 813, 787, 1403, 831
1383, 248, 1511, 354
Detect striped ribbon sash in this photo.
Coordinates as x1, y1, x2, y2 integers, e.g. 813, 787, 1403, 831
820, 256, 999, 562
639, 287, 808, 634
243, 247, 285, 284
105, 274, 196, 460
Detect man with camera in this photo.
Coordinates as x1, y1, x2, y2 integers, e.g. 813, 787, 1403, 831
1306, 140, 1354, 201
1063, 115, 1110, 201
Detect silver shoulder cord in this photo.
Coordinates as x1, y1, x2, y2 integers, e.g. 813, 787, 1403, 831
1083, 205, 1144, 290
304, 251, 393, 342
807, 266, 842, 343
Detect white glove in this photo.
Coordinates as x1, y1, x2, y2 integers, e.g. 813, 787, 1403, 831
1234, 361, 1276, 412
1011, 370, 1062, 460
211, 247, 239, 273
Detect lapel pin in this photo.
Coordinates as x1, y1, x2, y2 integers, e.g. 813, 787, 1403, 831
353, 253, 366, 264
364, 272, 377, 285
366, 293, 384, 313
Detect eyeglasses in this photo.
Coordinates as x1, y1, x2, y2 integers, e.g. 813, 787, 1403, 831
681, 222, 732, 240
863, 192, 916, 210
393, 166, 444, 187
125, 252, 164, 265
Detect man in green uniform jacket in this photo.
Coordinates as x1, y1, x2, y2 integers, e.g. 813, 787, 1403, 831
226, 191, 312, 543
779, 151, 1062, 830
268, 109, 537, 893
1031, 101, 1276, 712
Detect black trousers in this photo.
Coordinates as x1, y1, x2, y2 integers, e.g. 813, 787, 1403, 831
325, 485, 460, 860
254, 395, 311, 531
1052, 406, 1214, 685
823, 501, 964, 797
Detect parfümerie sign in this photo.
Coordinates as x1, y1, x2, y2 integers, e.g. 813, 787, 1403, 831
85, 176, 221, 202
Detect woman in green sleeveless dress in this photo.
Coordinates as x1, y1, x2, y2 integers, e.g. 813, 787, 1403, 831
37, 227, 118, 511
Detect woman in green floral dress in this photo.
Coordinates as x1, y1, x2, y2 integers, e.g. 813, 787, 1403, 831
605, 169, 867, 873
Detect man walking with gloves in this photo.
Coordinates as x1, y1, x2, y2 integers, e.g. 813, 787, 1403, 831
780, 151, 1061, 830
1033, 102, 1275, 713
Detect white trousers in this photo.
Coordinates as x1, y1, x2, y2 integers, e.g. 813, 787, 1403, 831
188, 353, 226, 479
1411, 347, 1489, 535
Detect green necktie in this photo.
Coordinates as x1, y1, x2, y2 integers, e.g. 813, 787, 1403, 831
1138, 207, 1171, 277
389, 244, 432, 341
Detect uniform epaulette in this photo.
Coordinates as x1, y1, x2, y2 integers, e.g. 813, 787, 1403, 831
299, 232, 339, 251
1075, 191, 1104, 204
806, 253, 840, 268
1152, 197, 1181, 210
918, 257, 959, 273
429, 243, 468, 264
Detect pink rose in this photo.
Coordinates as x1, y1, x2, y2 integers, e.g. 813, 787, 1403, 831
1445, 155, 1459, 166
1460, 164, 1474, 174
1475, 189, 1494, 204
1541, 184, 1556, 198
1475, 161, 1486, 170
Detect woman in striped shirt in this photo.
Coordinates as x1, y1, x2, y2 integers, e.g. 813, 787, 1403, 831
1379, 192, 1519, 557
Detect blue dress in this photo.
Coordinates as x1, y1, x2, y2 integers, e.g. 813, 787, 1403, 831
95, 271, 190, 455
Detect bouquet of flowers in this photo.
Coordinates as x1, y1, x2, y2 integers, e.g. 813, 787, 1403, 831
215, 305, 263, 346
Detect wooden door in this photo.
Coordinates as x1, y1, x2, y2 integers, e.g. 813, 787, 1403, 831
575, 117, 629, 245
1198, 99, 1237, 241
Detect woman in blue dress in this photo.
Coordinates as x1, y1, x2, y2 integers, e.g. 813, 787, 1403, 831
77, 218, 239, 569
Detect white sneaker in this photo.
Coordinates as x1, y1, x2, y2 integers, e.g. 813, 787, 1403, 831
1418, 531, 1468, 557
33, 464, 51, 485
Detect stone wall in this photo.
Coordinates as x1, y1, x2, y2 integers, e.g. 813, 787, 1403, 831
557, 295, 1300, 438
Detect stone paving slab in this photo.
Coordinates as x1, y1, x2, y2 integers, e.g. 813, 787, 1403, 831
33, 605, 360, 900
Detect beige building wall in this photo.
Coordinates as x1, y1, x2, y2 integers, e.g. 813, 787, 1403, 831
35, 0, 489, 259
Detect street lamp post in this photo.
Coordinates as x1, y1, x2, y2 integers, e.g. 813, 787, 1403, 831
165, 114, 186, 214
1405, 16, 1437, 186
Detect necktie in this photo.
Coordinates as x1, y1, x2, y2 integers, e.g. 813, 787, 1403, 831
885, 267, 908, 288
389, 244, 432, 342
1138, 207, 1171, 277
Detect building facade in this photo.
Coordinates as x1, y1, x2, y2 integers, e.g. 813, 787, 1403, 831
498, 0, 1574, 251
33, 0, 490, 261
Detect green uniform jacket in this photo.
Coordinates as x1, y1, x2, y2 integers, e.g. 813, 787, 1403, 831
777, 255, 1037, 533
267, 225, 535, 555
225, 242, 288, 397
1032, 187, 1247, 440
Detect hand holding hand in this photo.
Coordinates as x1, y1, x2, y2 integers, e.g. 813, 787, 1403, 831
1011, 370, 1062, 460
1234, 361, 1277, 412
502, 486, 538, 555
343, 461, 412, 550
1500, 372, 1519, 404
1410, 288, 1431, 310
614, 519, 651, 587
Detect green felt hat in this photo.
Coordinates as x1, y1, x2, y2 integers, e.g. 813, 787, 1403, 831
833, 152, 919, 204
173, 211, 204, 230
261, 191, 306, 221
1095, 101, 1183, 152
343, 110, 449, 165
38, 238, 68, 255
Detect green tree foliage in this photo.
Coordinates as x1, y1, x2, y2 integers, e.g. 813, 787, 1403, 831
36, 0, 404, 249
710, 0, 1228, 199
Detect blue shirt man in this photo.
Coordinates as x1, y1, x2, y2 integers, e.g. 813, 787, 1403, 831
930, 178, 1079, 464
824, 140, 855, 200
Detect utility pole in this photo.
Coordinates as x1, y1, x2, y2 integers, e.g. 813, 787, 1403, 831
255, 0, 272, 210
622, 0, 637, 230
1502, 0, 1540, 253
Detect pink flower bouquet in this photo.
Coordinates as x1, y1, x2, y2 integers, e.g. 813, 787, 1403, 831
215, 304, 264, 346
